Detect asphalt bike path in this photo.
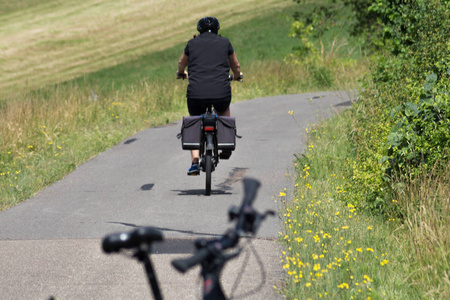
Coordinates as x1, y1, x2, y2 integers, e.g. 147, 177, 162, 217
0, 91, 354, 299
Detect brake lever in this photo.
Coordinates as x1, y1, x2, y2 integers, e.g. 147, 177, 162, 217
222, 247, 241, 262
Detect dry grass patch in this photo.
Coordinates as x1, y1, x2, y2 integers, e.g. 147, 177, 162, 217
0, 0, 290, 94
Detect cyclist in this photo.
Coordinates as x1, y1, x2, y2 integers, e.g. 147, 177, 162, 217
177, 16, 242, 176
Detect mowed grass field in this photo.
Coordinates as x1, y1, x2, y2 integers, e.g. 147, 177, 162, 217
0, 0, 292, 93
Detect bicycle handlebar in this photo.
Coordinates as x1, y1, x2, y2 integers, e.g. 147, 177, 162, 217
176, 73, 243, 81
240, 178, 260, 209
171, 178, 264, 273
228, 74, 244, 82
176, 72, 187, 80
102, 227, 163, 253
235, 178, 260, 234
172, 247, 211, 273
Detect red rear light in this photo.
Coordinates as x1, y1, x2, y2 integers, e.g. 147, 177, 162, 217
204, 126, 215, 131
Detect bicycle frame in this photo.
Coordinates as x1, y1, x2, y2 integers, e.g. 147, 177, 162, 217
199, 105, 219, 195
102, 179, 273, 300
198, 231, 241, 300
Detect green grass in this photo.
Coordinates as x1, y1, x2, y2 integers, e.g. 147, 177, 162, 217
69, 7, 301, 92
0, 0, 294, 94
277, 109, 449, 299
0, 0, 44, 14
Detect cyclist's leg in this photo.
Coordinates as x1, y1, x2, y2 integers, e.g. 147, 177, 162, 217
187, 98, 207, 116
216, 106, 230, 117
187, 153, 200, 175
212, 97, 231, 117
191, 150, 199, 164
187, 98, 205, 175
213, 98, 233, 159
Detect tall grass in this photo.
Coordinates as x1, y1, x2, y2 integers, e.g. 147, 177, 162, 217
391, 164, 450, 298
278, 111, 450, 299
0, 79, 185, 209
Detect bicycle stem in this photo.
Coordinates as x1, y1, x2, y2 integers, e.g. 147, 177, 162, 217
135, 249, 163, 300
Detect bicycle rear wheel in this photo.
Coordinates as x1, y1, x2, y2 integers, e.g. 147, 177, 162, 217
205, 153, 212, 196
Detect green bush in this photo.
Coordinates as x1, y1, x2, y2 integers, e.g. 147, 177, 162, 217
386, 75, 450, 176
342, 0, 385, 51
347, 0, 450, 212
287, 0, 368, 90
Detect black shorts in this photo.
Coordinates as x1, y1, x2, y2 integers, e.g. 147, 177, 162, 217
187, 97, 231, 116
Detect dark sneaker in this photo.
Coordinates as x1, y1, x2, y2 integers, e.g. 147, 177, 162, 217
219, 150, 232, 160
187, 164, 200, 176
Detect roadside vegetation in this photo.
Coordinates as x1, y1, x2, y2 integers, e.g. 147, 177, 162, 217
279, 0, 449, 299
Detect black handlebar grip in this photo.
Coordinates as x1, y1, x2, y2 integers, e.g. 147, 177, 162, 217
242, 178, 261, 207
102, 227, 163, 253
102, 232, 131, 253
235, 178, 261, 234
171, 247, 211, 273
131, 227, 163, 244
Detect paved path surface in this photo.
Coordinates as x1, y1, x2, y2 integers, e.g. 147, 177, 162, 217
0, 91, 354, 299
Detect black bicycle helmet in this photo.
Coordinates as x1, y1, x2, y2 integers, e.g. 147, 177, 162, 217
197, 17, 220, 34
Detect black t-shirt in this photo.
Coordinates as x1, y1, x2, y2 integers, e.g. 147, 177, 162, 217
184, 32, 234, 99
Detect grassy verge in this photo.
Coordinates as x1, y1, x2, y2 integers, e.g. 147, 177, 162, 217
277, 110, 449, 299
0, 81, 185, 209
0, 61, 316, 209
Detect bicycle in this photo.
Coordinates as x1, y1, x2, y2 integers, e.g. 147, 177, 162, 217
177, 74, 242, 196
102, 227, 164, 300
172, 178, 274, 299
102, 178, 274, 300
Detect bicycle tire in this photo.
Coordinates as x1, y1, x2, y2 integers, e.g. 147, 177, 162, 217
205, 153, 212, 196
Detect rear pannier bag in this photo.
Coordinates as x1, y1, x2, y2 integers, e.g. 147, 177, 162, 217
216, 116, 236, 150
180, 116, 202, 150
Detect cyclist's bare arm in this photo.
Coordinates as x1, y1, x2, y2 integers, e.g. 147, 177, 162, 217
229, 52, 242, 79
177, 53, 189, 79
